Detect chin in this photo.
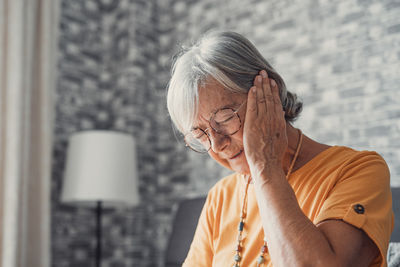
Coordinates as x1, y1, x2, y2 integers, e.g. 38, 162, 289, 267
210, 150, 250, 174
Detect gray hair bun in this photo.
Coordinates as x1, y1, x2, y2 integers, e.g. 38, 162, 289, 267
283, 91, 303, 122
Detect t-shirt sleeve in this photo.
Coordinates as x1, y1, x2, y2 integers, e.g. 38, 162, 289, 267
314, 151, 394, 267
182, 190, 215, 267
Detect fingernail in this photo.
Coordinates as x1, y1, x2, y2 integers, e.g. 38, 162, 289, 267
257, 76, 262, 82
261, 70, 267, 78
270, 79, 276, 87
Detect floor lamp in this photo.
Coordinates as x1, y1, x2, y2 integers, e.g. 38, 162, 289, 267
61, 131, 140, 267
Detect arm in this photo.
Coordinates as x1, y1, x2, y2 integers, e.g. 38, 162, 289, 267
253, 168, 378, 267
243, 70, 380, 267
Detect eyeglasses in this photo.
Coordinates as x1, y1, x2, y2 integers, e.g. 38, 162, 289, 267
184, 101, 247, 153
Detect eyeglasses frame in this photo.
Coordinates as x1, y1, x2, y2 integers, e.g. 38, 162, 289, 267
184, 100, 247, 153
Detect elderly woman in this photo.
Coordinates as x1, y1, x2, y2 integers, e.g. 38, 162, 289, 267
166, 31, 393, 267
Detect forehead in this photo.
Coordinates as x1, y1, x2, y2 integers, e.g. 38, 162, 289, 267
195, 78, 244, 124
198, 79, 233, 107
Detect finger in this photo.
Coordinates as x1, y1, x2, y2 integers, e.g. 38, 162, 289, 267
260, 70, 274, 106
254, 74, 266, 113
270, 79, 283, 114
245, 85, 258, 122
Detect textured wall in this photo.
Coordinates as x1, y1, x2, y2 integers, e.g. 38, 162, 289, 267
52, 0, 400, 266
160, 0, 400, 187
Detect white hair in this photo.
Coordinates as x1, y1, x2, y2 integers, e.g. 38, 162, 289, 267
167, 31, 302, 133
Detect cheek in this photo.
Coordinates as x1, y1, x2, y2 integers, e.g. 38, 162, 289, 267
231, 128, 244, 146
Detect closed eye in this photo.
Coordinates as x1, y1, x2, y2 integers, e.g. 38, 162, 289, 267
214, 115, 235, 125
194, 132, 205, 139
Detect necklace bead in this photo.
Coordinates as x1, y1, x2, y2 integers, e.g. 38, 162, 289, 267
238, 221, 244, 231
234, 254, 241, 262
261, 244, 267, 253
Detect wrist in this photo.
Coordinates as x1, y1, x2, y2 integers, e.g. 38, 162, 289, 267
251, 165, 285, 187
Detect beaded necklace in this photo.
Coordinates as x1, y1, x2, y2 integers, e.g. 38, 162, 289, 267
233, 130, 303, 267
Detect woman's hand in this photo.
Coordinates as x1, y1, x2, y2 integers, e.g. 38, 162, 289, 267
243, 70, 288, 182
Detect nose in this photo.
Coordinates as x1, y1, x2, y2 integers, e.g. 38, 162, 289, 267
207, 129, 230, 153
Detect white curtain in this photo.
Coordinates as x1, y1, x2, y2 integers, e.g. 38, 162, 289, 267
0, 0, 59, 267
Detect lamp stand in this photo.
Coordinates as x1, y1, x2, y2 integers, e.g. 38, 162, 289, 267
96, 201, 103, 267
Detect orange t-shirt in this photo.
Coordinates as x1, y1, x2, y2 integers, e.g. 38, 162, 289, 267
183, 146, 394, 267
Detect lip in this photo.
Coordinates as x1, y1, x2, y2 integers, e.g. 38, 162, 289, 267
229, 150, 243, 160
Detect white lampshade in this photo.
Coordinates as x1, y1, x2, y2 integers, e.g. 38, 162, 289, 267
61, 131, 139, 206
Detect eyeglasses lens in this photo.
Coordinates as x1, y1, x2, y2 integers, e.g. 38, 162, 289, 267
211, 108, 240, 135
185, 108, 241, 153
184, 129, 210, 153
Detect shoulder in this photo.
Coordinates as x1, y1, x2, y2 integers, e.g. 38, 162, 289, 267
335, 145, 386, 162
293, 146, 389, 189
331, 146, 389, 182
306, 145, 388, 178
325, 145, 385, 163
313, 145, 384, 162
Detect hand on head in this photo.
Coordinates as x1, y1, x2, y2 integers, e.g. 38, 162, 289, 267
243, 70, 288, 179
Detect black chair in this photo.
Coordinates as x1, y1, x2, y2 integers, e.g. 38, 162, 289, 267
391, 187, 400, 242
165, 196, 207, 267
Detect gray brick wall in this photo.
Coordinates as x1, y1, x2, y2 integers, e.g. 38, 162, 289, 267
53, 0, 400, 266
